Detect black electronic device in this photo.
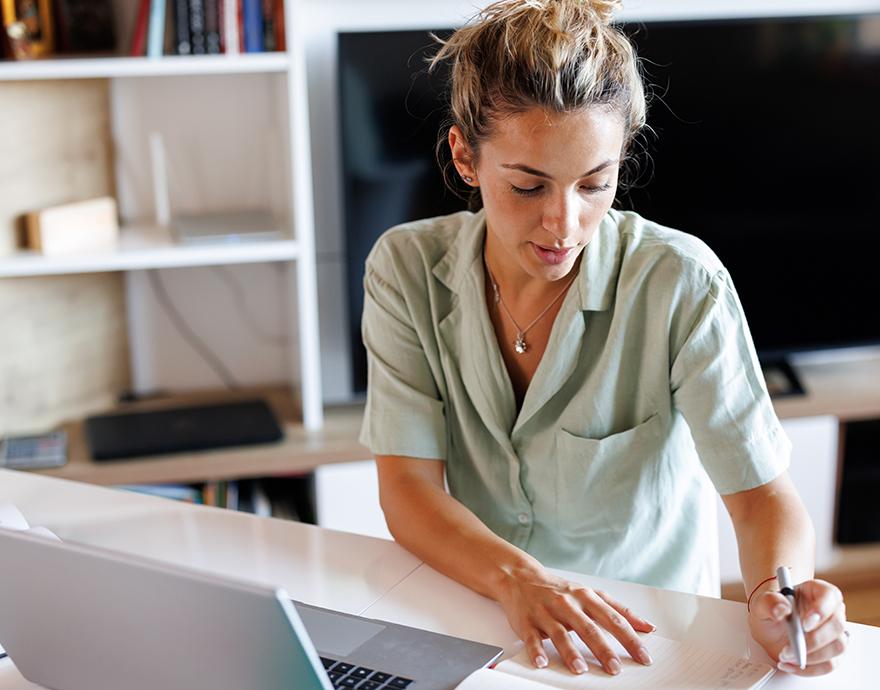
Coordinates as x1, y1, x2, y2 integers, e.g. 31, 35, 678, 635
85, 400, 284, 461
338, 13, 880, 394
837, 418, 880, 545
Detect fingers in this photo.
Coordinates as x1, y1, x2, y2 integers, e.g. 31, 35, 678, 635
752, 590, 791, 622
594, 589, 657, 633
545, 624, 590, 675
578, 590, 654, 668
776, 580, 848, 677
523, 631, 549, 669
778, 657, 841, 676
796, 579, 844, 633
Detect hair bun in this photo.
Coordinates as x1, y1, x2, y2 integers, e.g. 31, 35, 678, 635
578, 0, 622, 25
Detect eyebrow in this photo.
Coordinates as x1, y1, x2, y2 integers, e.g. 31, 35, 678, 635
500, 160, 618, 179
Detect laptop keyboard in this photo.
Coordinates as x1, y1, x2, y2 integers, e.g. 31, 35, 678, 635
321, 657, 414, 689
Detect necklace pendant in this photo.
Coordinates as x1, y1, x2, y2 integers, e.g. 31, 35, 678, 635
514, 334, 528, 354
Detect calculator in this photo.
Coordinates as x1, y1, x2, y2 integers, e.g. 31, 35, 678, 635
0, 431, 68, 470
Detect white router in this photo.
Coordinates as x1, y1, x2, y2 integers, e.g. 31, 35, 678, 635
148, 131, 282, 245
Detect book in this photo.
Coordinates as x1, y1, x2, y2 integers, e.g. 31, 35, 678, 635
115, 484, 203, 503
204, 0, 220, 53
54, 0, 116, 53
261, 0, 275, 52
455, 635, 775, 690
173, 0, 190, 54
25, 196, 119, 256
274, 0, 285, 52
146, 0, 166, 58
242, 0, 262, 52
129, 0, 151, 56
188, 0, 206, 54
220, 0, 239, 55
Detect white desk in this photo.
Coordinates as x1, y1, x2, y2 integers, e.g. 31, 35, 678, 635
1, 469, 877, 689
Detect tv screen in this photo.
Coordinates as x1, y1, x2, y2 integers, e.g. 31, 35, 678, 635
339, 13, 880, 394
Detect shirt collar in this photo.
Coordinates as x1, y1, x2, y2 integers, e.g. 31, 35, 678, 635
432, 208, 620, 312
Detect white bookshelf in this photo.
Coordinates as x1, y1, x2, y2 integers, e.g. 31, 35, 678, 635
0, 53, 291, 81
0, 224, 300, 277
0, 0, 324, 431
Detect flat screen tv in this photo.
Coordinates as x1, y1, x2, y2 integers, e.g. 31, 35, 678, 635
339, 13, 880, 395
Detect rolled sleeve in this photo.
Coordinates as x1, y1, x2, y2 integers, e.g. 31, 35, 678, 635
670, 269, 791, 495
359, 261, 447, 460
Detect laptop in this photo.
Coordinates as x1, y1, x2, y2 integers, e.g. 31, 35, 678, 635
0, 529, 503, 690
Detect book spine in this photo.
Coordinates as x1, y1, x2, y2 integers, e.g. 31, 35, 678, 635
262, 0, 275, 53
275, 0, 285, 52
221, 0, 239, 54
189, 0, 207, 55
129, 0, 152, 56
173, 0, 191, 55
146, 0, 167, 58
205, 0, 221, 54
242, 0, 263, 53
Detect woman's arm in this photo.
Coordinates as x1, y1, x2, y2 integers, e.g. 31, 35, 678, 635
376, 454, 656, 676
723, 471, 848, 676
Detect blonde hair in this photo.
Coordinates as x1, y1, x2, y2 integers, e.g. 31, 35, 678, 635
430, 0, 647, 198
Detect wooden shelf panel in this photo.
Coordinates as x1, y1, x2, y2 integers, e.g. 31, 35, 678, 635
0, 224, 299, 277
0, 53, 290, 81
774, 351, 880, 421
31, 388, 369, 486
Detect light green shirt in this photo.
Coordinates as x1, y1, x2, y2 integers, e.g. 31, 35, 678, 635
359, 208, 791, 596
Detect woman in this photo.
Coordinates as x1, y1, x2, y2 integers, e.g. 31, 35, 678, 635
358, 0, 848, 678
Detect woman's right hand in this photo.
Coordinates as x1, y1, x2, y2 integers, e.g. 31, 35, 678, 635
494, 562, 657, 676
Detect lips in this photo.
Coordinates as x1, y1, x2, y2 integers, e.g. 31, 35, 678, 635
531, 242, 575, 265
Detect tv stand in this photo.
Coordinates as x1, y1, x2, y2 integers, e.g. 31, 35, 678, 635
761, 358, 806, 398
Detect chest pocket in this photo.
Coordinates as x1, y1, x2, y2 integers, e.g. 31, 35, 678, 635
553, 413, 663, 539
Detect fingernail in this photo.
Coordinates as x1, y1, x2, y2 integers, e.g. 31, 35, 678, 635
778, 646, 793, 662
804, 613, 821, 632
607, 658, 622, 675
535, 655, 548, 669
778, 662, 796, 673
643, 620, 657, 632
572, 658, 588, 674
637, 647, 653, 665
772, 604, 788, 620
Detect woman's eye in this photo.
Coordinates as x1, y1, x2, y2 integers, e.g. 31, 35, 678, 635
510, 184, 542, 197
581, 183, 613, 194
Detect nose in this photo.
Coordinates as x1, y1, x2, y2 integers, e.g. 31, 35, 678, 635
541, 190, 580, 245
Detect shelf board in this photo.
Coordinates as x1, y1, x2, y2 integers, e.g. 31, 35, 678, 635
0, 53, 291, 81
0, 223, 300, 277
29, 388, 369, 486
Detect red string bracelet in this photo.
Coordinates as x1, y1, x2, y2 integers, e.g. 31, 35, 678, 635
747, 575, 778, 612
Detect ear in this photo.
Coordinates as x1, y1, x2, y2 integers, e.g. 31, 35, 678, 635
448, 125, 479, 186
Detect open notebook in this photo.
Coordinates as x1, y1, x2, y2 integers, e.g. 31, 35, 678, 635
455, 631, 775, 690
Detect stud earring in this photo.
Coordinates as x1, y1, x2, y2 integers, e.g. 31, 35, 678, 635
464, 176, 474, 183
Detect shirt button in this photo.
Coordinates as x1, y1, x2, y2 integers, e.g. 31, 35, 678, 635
517, 513, 530, 525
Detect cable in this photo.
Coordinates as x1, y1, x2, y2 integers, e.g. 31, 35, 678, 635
209, 265, 291, 347
147, 270, 240, 390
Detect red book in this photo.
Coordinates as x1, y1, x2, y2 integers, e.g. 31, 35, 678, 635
130, 0, 152, 56
275, 0, 285, 52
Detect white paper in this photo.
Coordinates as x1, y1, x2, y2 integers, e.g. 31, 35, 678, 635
0, 502, 29, 530
0, 502, 61, 540
457, 634, 774, 690
456, 668, 547, 690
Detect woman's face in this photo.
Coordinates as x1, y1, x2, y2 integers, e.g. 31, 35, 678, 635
453, 106, 625, 284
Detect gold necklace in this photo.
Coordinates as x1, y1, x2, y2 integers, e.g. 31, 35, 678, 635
484, 258, 578, 355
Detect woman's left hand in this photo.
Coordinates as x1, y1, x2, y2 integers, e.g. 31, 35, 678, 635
748, 578, 848, 676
